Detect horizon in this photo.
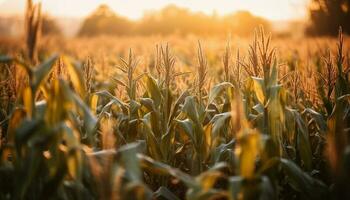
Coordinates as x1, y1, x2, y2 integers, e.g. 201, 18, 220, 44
0, 0, 308, 21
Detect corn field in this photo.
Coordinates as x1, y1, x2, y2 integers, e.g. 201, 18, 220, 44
1, 1, 350, 200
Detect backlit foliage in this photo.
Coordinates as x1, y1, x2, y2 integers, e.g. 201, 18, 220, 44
0, 1, 350, 200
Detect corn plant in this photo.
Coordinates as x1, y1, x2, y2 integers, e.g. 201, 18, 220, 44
1, 25, 350, 200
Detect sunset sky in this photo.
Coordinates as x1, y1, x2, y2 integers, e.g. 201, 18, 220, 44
0, 0, 308, 20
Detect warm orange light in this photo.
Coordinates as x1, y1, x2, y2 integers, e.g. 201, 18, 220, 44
0, 0, 307, 21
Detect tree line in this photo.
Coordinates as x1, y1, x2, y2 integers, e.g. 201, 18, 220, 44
307, 0, 350, 35
78, 4, 271, 37
41, 1, 350, 37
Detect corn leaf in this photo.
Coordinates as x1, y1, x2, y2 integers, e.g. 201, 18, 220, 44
32, 55, 58, 92
252, 77, 265, 105
145, 74, 162, 108
208, 82, 234, 104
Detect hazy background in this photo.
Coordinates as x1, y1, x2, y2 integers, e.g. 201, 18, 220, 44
0, 0, 308, 37
0, 0, 348, 38
0, 0, 307, 20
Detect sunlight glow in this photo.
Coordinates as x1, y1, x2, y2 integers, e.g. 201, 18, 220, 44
0, 0, 307, 20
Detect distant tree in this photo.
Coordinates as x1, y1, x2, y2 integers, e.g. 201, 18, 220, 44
78, 4, 134, 36
137, 5, 270, 36
306, 0, 350, 35
137, 5, 215, 35
223, 11, 271, 36
77, 4, 271, 37
41, 15, 62, 36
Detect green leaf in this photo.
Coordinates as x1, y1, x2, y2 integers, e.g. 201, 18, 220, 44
209, 112, 231, 138
208, 82, 234, 104
14, 119, 41, 152
116, 142, 145, 182
168, 90, 190, 124
228, 176, 242, 200
253, 103, 264, 114
182, 96, 199, 123
302, 108, 327, 134
73, 94, 97, 141
210, 140, 235, 165
145, 74, 162, 108
61, 81, 97, 144
63, 56, 86, 97
280, 158, 328, 199
141, 118, 162, 161
140, 98, 156, 112
32, 55, 58, 92
160, 123, 175, 161
294, 110, 313, 171
260, 176, 275, 200
0, 55, 13, 63
268, 84, 282, 101
176, 119, 195, 142
95, 90, 128, 112
138, 154, 196, 188
252, 77, 265, 104
153, 186, 181, 200
130, 100, 141, 116
268, 63, 278, 86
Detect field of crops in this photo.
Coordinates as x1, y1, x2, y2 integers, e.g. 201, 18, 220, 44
1, 1, 350, 200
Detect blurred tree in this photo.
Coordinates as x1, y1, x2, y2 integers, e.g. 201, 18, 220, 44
137, 5, 270, 36
137, 5, 215, 35
77, 4, 271, 37
41, 15, 62, 36
223, 11, 271, 36
306, 0, 350, 35
78, 4, 134, 36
